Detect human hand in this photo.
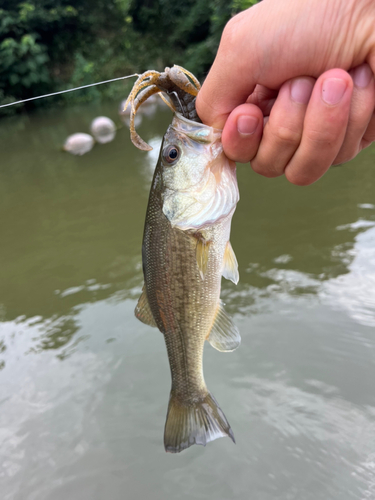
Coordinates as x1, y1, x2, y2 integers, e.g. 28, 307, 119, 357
196, 0, 375, 185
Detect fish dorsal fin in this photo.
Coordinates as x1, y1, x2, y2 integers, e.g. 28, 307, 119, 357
135, 286, 157, 328
222, 241, 239, 285
196, 238, 211, 280
207, 301, 240, 352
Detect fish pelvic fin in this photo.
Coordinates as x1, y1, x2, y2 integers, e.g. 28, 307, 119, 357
207, 301, 241, 352
222, 241, 239, 285
135, 286, 157, 328
164, 391, 235, 453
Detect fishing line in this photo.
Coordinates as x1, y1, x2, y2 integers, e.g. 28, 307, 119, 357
0, 74, 139, 109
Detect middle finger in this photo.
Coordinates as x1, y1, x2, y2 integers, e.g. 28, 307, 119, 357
251, 77, 314, 178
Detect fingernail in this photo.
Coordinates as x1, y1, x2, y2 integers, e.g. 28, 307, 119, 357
237, 115, 259, 135
322, 78, 347, 105
290, 78, 313, 104
351, 64, 372, 88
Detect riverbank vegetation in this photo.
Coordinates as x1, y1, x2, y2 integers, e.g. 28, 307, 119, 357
0, 0, 258, 114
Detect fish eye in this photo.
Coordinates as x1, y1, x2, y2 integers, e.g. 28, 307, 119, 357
163, 145, 180, 164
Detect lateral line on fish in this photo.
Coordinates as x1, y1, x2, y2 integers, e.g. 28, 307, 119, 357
175, 324, 193, 399
0, 74, 139, 109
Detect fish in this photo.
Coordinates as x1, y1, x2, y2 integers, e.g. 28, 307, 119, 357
126, 66, 240, 453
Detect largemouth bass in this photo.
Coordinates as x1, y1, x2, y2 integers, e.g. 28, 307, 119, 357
126, 66, 240, 453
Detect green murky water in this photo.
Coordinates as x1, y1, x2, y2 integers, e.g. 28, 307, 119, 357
1, 99, 374, 500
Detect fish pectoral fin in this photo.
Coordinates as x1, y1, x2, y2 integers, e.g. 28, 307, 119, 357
207, 301, 241, 352
134, 286, 157, 328
222, 241, 239, 285
196, 238, 211, 280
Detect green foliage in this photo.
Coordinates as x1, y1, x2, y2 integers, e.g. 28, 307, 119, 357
232, 0, 259, 9
0, 0, 259, 114
0, 34, 49, 87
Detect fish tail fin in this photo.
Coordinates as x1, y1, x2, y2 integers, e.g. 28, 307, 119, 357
164, 391, 235, 453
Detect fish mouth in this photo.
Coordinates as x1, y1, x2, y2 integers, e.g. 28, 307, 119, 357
172, 113, 223, 145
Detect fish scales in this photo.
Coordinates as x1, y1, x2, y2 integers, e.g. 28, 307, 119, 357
143, 167, 233, 402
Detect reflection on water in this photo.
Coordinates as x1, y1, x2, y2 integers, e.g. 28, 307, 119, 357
0, 100, 374, 500
324, 222, 375, 327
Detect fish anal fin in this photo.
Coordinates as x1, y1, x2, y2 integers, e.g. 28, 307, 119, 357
196, 238, 211, 280
164, 391, 235, 453
222, 241, 239, 285
207, 301, 240, 352
135, 286, 157, 328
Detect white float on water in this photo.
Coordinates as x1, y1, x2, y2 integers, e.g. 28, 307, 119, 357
90, 116, 116, 144
63, 133, 94, 156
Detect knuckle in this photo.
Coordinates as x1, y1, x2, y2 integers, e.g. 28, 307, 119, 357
249, 159, 263, 175
334, 146, 360, 165
362, 130, 375, 148
251, 158, 282, 178
222, 16, 240, 46
271, 125, 301, 146
305, 126, 339, 147
361, 138, 373, 150
285, 169, 315, 186
221, 10, 249, 50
